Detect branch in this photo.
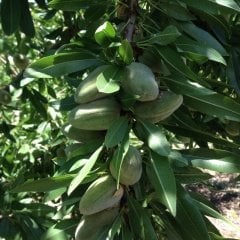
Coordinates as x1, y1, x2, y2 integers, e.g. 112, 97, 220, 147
125, 0, 138, 42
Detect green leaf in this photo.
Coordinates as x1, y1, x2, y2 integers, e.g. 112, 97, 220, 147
181, 22, 228, 56
128, 197, 158, 240
193, 199, 235, 227
164, 124, 239, 149
163, 75, 240, 122
146, 152, 176, 216
11, 175, 74, 192
208, 0, 240, 12
42, 219, 78, 240
95, 21, 116, 47
227, 48, 240, 94
181, 148, 240, 173
176, 43, 226, 65
181, 0, 240, 14
146, 25, 181, 46
107, 214, 122, 240
110, 135, 129, 188
96, 65, 122, 93
20, 203, 56, 216
20, 0, 35, 38
48, 0, 94, 11
121, 217, 134, 239
24, 52, 100, 78
209, 232, 239, 240
1, 0, 21, 35
19, 215, 43, 240
156, 46, 198, 81
105, 116, 129, 148
175, 167, 213, 184
26, 88, 48, 119
160, 3, 195, 21
138, 120, 171, 157
176, 185, 211, 240
35, 0, 48, 9
119, 39, 133, 64
50, 96, 78, 111
67, 146, 103, 195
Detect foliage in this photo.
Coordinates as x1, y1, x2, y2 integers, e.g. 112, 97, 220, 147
1, 0, 240, 239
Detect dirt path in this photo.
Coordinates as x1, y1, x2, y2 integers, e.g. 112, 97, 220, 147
188, 173, 240, 239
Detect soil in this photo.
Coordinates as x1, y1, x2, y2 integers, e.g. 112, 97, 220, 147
187, 173, 240, 239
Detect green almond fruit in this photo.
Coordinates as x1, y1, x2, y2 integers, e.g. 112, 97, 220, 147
133, 91, 183, 123
110, 145, 142, 186
79, 175, 124, 215
74, 65, 110, 104
68, 98, 121, 130
61, 123, 105, 142
75, 207, 119, 240
225, 121, 240, 136
121, 62, 159, 102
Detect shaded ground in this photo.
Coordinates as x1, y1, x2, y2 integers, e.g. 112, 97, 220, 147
188, 173, 240, 239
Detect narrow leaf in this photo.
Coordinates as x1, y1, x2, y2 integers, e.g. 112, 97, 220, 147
181, 22, 228, 56
176, 43, 226, 65
176, 185, 211, 240
24, 52, 100, 78
193, 199, 236, 227
20, 0, 35, 37
49, 0, 94, 11
209, 0, 240, 12
128, 197, 158, 240
163, 75, 240, 122
107, 215, 122, 240
110, 135, 129, 188
156, 46, 198, 81
147, 25, 181, 45
175, 167, 213, 184
67, 146, 103, 195
11, 175, 74, 192
161, 3, 195, 21
1, 0, 21, 35
42, 219, 78, 240
147, 152, 176, 216
227, 48, 240, 94
138, 120, 171, 157
181, 0, 240, 14
164, 124, 239, 149
105, 116, 129, 148
181, 148, 240, 173
50, 96, 78, 111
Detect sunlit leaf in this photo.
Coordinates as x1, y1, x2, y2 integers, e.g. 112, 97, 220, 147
95, 21, 116, 47
11, 175, 74, 192
24, 52, 100, 78
181, 148, 240, 173
119, 39, 133, 64
67, 146, 103, 195
96, 65, 122, 93
137, 120, 171, 157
